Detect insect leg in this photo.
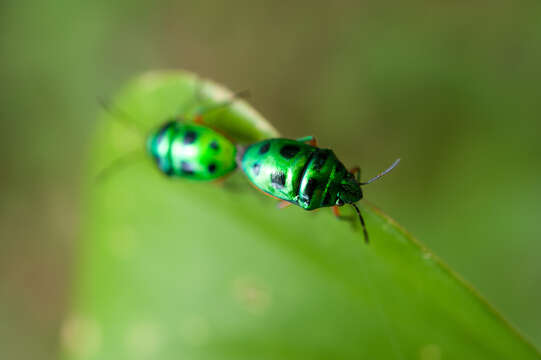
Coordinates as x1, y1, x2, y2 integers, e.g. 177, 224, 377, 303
190, 89, 249, 140
95, 149, 146, 184
332, 204, 369, 243
349, 167, 361, 182
351, 203, 369, 244
213, 174, 229, 186
98, 98, 147, 135
195, 89, 250, 119
277, 200, 292, 209
295, 136, 318, 147
173, 81, 205, 120
331, 206, 355, 222
214, 173, 244, 192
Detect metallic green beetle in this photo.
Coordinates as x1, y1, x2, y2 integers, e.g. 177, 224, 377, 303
147, 120, 237, 181
239, 136, 399, 242
98, 92, 241, 183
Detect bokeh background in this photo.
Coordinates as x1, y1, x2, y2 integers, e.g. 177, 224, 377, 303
2, 1, 541, 359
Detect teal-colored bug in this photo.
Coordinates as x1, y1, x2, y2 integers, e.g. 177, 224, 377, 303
239, 136, 399, 242
146, 120, 237, 181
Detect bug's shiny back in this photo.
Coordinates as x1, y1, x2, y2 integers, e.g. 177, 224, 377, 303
147, 121, 237, 181
241, 138, 362, 210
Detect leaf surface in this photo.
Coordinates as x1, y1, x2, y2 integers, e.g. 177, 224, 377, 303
65, 71, 540, 360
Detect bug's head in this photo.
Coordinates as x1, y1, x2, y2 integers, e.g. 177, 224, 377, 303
147, 132, 159, 160
147, 120, 176, 159
145, 120, 179, 176
335, 158, 402, 206
336, 173, 363, 206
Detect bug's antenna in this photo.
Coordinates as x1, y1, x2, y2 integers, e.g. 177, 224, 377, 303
98, 97, 147, 136
94, 149, 146, 185
351, 203, 369, 243
360, 158, 401, 186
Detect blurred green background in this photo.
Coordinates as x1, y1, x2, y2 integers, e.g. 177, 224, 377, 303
1, 1, 541, 359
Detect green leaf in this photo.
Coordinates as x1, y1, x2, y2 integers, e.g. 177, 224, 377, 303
65, 71, 540, 360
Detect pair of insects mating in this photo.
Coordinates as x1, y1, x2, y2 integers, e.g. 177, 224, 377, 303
104, 91, 399, 243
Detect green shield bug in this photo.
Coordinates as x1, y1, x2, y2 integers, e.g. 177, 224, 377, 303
146, 120, 236, 181
239, 136, 400, 243
97, 89, 244, 183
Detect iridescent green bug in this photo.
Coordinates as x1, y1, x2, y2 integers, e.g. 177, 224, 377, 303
97, 90, 243, 183
239, 136, 400, 242
146, 120, 236, 181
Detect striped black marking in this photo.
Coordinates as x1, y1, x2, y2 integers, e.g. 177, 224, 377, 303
312, 151, 329, 171
323, 190, 332, 206
156, 121, 175, 147
295, 149, 317, 196
165, 132, 174, 177
159, 158, 173, 176
301, 178, 318, 205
